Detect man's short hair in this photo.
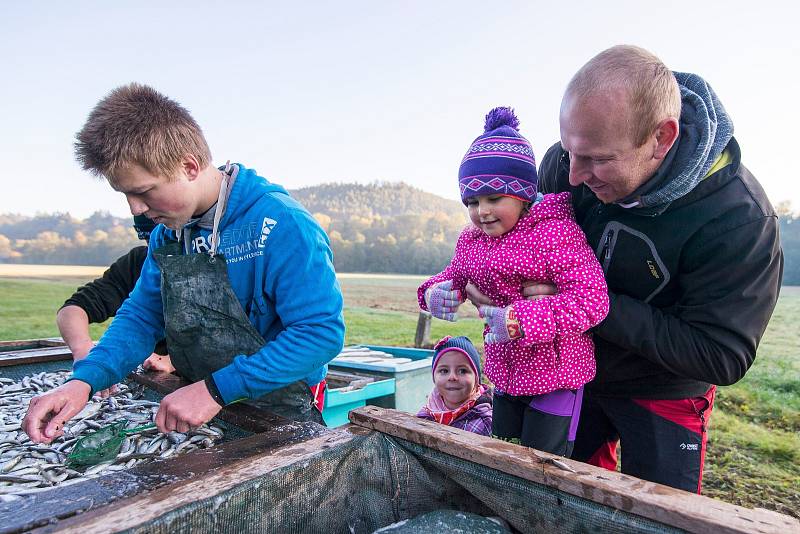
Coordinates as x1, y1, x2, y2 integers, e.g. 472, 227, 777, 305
565, 45, 681, 147
74, 83, 212, 183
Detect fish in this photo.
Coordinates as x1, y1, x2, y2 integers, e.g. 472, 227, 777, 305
0, 370, 225, 497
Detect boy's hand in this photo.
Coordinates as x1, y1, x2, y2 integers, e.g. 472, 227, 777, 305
143, 353, 176, 373
425, 281, 464, 321
22, 380, 92, 443
155, 380, 222, 433
480, 305, 523, 344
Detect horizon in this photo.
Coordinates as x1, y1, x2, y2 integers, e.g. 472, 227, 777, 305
3, 2, 798, 218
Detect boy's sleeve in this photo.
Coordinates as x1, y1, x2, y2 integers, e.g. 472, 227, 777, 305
513, 218, 609, 346
417, 229, 470, 311
71, 229, 167, 393
210, 208, 345, 403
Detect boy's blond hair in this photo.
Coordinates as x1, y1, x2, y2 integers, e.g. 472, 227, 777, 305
565, 45, 681, 147
74, 83, 212, 184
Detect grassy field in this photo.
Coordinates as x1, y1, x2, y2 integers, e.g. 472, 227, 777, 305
0, 272, 797, 518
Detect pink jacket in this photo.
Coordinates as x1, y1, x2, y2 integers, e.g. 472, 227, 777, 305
418, 192, 609, 396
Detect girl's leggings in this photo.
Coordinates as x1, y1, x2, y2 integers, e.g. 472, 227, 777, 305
491, 387, 583, 456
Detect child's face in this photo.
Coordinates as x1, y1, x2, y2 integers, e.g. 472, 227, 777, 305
433, 349, 477, 409
112, 163, 201, 230
466, 195, 527, 237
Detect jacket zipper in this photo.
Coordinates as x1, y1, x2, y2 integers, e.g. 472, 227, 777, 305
601, 229, 615, 271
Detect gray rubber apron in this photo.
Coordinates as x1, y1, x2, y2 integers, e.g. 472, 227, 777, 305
152, 172, 322, 424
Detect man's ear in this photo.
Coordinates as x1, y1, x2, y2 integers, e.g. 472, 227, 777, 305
652, 117, 679, 160
181, 155, 201, 181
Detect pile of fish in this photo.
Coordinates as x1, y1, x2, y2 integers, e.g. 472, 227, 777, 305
0, 370, 224, 501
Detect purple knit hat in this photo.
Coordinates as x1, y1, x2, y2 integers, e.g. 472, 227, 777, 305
432, 336, 481, 377
459, 107, 538, 205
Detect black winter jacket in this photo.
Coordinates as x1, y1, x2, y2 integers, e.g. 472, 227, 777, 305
538, 137, 783, 398
62, 246, 168, 355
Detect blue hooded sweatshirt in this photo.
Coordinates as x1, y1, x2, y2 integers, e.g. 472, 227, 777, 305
72, 164, 345, 404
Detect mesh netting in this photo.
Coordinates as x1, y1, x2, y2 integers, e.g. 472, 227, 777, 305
122, 432, 683, 534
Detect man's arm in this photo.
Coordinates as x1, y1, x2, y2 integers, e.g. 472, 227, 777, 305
56, 306, 94, 360
597, 215, 783, 385
210, 207, 345, 403
512, 218, 610, 345
61, 246, 148, 323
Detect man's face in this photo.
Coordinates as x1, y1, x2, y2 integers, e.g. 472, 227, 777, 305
112, 164, 198, 230
559, 90, 661, 204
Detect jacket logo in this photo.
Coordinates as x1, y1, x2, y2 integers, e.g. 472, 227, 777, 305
258, 217, 277, 248
646, 260, 661, 279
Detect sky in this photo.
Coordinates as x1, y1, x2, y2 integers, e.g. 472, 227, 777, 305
2, 1, 798, 219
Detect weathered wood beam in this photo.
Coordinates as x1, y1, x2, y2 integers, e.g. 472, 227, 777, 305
0, 347, 72, 367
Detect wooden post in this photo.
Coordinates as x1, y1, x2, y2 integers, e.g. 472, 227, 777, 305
414, 311, 432, 348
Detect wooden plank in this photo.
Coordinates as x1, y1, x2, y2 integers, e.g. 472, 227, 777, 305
0, 338, 65, 351
348, 406, 799, 534
2, 419, 332, 534
35, 427, 362, 534
129, 371, 292, 432
0, 347, 73, 367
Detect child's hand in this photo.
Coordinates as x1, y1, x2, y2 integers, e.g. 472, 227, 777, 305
425, 281, 464, 321
479, 305, 523, 343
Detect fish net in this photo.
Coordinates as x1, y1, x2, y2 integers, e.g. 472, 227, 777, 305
121, 432, 684, 534
66, 420, 133, 467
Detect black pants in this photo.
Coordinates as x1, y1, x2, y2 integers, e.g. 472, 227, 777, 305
491, 392, 579, 456
571, 387, 715, 493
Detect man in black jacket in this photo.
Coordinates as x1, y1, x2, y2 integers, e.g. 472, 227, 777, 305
469, 45, 782, 493
57, 215, 172, 396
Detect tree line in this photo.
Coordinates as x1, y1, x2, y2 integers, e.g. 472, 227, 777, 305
2, 183, 799, 284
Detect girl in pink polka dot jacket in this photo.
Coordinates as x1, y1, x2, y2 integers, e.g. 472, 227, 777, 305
418, 107, 609, 456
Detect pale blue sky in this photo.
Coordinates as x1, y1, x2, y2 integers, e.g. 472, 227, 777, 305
2, 1, 798, 218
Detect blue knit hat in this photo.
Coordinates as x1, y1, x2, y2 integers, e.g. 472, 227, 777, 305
432, 336, 481, 377
459, 107, 538, 205
133, 214, 156, 241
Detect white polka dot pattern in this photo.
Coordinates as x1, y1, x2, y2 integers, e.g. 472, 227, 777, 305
418, 192, 610, 395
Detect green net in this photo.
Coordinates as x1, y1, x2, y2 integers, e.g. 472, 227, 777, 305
66, 420, 130, 467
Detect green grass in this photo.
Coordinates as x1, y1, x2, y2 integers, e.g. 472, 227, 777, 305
0, 278, 111, 340
1, 275, 798, 518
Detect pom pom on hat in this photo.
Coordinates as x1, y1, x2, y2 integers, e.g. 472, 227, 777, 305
484, 106, 520, 132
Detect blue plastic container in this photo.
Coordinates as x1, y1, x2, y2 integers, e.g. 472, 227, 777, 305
322, 375, 396, 427
328, 344, 434, 416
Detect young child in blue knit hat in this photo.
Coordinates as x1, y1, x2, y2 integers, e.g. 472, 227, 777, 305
416, 336, 493, 436
418, 107, 609, 456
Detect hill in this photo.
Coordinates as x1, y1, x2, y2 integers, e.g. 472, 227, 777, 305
0, 182, 468, 274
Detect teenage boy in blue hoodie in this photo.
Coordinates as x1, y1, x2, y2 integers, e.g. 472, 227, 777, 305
23, 83, 345, 442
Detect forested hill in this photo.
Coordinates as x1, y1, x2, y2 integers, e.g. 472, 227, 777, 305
289, 182, 463, 219
0, 182, 469, 275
